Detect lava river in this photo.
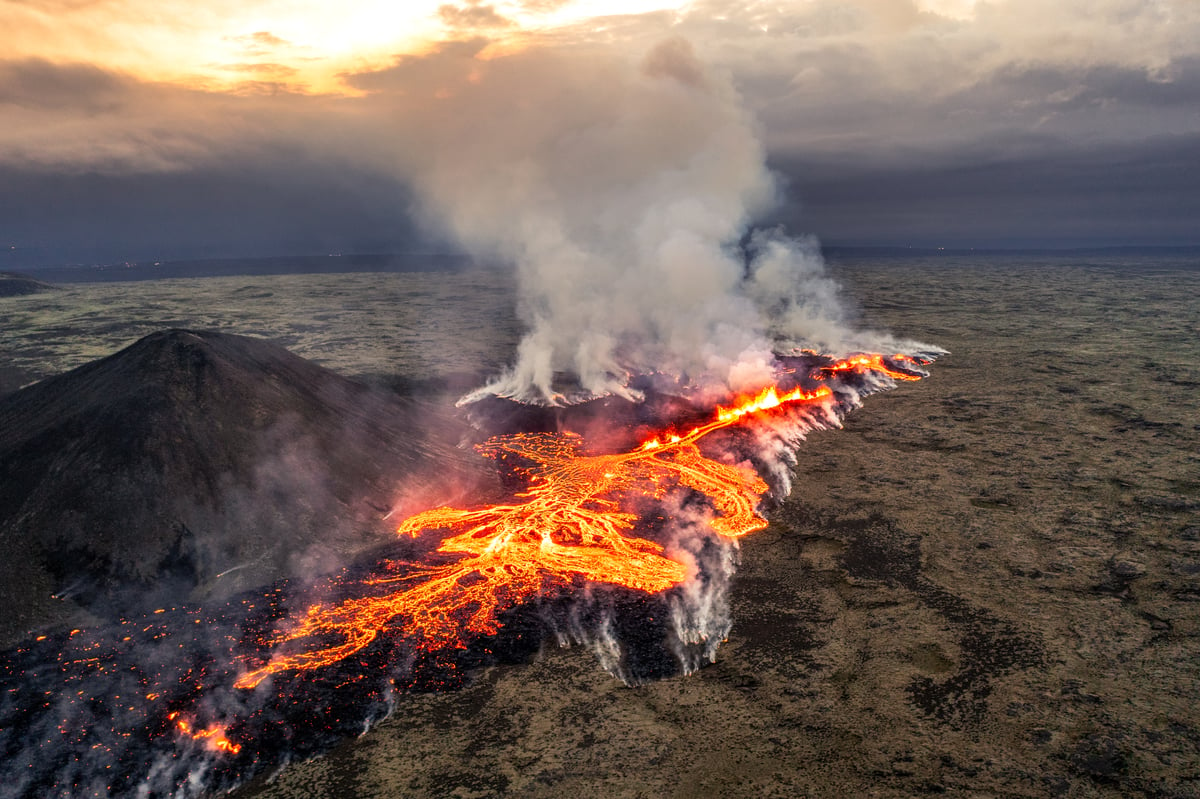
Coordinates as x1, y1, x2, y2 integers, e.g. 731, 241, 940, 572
0, 350, 932, 798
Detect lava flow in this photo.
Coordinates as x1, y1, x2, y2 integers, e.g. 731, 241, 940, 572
168, 712, 242, 755
0, 351, 933, 799
236, 353, 928, 690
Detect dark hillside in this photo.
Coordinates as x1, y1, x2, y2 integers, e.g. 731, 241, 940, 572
0, 272, 56, 297
0, 330, 487, 643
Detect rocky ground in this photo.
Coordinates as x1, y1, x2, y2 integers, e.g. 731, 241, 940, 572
227, 256, 1200, 798
5, 256, 1196, 797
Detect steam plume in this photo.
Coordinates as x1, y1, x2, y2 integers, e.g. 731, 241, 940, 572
397, 37, 914, 405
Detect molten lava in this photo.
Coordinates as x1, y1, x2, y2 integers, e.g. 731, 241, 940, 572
168, 712, 242, 755
819, 353, 924, 382
0, 350, 934, 799
235, 353, 926, 691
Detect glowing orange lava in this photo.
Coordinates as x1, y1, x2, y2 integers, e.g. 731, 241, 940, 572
235, 355, 923, 690
819, 353, 924, 382
168, 712, 241, 755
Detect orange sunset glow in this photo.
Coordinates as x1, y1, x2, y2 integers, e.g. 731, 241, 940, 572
4, 0, 693, 94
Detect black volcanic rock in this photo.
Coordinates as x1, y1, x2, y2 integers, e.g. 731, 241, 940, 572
0, 271, 56, 297
0, 329, 488, 643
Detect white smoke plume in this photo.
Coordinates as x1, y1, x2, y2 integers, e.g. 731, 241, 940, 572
395, 37, 917, 405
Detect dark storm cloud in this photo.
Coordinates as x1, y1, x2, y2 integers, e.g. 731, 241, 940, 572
4, 1, 1200, 265
673, 1, 1200, 249
0, 55, 346, 172
944, 58, 1200, 117
0, 55, 437, 265
0, 58, 220, 171
747, 52, 1200, 166
770, 133, 1200, 247
0, 160, 426, 267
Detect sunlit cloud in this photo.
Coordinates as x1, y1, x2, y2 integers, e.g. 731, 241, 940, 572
0, 0, 690, 93
2, 0, 1200, 253
915, 0, 979, 20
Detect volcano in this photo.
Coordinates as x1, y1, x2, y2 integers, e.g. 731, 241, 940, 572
0, 272, 57, 297
0, 329, 935, 798
0, 329, 488, 644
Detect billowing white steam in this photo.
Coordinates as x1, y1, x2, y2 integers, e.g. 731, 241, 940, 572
399, 37, 905, 405
392, 36, 942, 683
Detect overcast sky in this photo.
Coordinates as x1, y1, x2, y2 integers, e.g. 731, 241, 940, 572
2, 0, 1198, 266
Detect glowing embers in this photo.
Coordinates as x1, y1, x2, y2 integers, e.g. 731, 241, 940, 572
168, 712, 241, 755
817, 353, 927, 382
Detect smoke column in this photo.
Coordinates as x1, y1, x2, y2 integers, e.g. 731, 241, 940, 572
0, 33, 954, 799
376, 35, 943, 682
394, 37, 917, 405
